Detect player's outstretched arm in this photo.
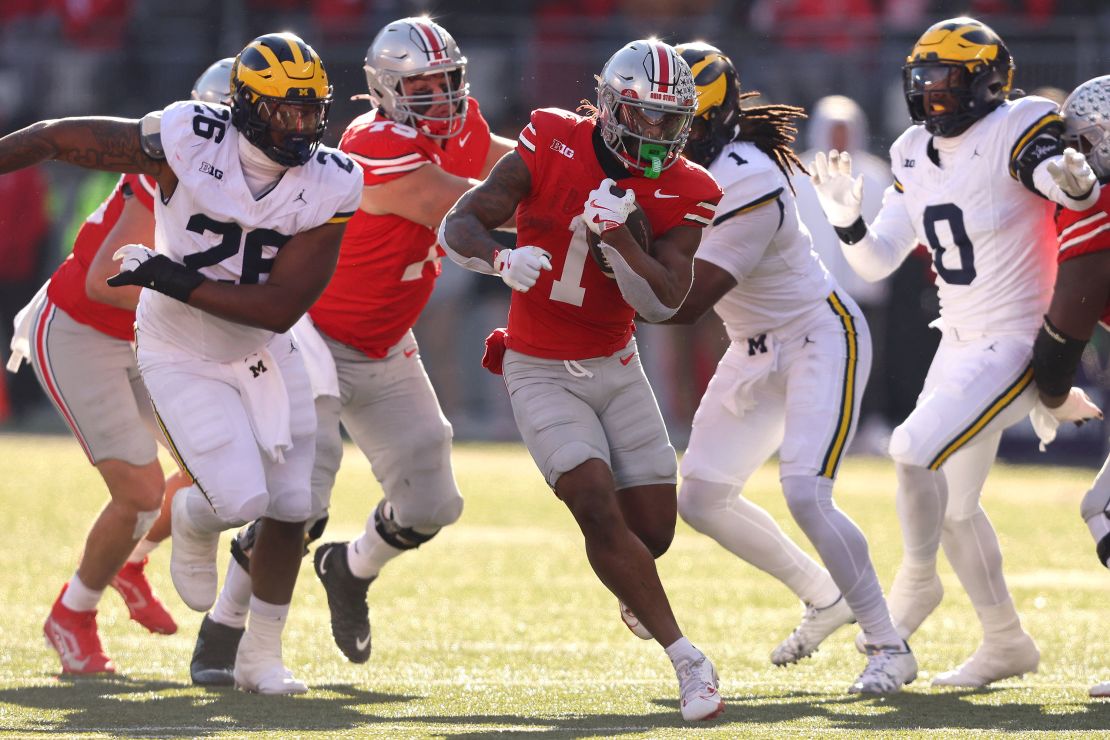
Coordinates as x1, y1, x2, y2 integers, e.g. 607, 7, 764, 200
0, 118, 172, 187
88, 193, 156, 310
440, 151, 534, 278
661, 259, 737, 325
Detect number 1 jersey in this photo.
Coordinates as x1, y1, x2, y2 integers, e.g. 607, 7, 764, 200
137, 100, 363, 362
510, 108, 721, 360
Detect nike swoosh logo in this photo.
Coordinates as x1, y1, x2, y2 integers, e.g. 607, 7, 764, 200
654, 189, 679, 199
318, 549, 331, 575
356, 632, 370, 652
459, 131, 472, 148
404, 347, 417, 358
620, 352, 635, 365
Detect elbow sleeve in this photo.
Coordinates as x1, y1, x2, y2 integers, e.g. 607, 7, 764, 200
1032, 316, 1087, 397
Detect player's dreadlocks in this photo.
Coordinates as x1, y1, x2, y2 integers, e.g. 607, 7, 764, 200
735, 90, 808, 191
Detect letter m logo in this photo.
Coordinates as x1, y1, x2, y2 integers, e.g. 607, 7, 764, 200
747, 334, 768, 356
249, 360, 267, 378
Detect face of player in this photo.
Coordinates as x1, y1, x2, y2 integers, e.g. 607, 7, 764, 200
401, 71, 462, 119
258, 100, 324, 138
618, 101, 688, 143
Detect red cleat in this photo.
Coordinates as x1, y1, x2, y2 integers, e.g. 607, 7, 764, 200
110, 558, 178, 635
43, 586, 116, 675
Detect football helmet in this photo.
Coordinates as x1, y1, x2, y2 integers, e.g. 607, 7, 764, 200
191, 57, 234, 105
596, 39, 697, 175
675, 41, 740, 167
1061, 76, 1110, 180
230, 32, 332, 167
363, 17, 469, 139
903, 17, 1014, 138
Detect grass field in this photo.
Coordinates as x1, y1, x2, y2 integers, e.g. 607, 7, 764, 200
1, 434, 1109, 738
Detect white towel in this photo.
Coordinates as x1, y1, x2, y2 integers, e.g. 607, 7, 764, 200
231, 346, 292, 464
722, 334, 779, 416
7, 279, 50, 373
289, 315, 339, 399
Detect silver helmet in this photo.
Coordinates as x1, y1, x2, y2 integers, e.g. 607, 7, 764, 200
363, 17, 468, 139
596, 39, 696, 175
191, 57, 234, 104
1061, 75, 1110, 180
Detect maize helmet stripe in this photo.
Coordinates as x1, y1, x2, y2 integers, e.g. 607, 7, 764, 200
689, 53, 728, 117
653, 42, 672, 94
908, 18, 1004, 74
413, 19, 448, 63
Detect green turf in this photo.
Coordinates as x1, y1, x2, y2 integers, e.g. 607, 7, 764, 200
1, 434, 1109, 738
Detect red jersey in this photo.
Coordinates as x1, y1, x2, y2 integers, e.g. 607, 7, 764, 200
309, 98, 491, 358
47, 174, 156, 341
1056, 185, 1110, 325
509, 108, 721, 359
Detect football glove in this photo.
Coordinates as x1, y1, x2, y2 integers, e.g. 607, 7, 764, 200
1029, 386, 1103, 450
810, 150, 864, 228
493, 246, 552, 292
582, 178, 637, 236
107, 244, 204, 303
1047, 147, 1100, 210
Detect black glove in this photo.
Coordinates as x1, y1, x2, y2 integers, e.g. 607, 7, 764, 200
107, 244, 204, 303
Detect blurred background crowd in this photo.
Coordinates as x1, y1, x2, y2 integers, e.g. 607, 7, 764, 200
1, 0, 1108, 463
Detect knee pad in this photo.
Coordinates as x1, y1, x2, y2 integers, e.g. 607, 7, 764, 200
233, 492, 270, 527
677, 478, 734, 531
548, 441, 605, 484
781, 475, 827, 528
1081, 484, 1110, 528
132, 508, 160, 540
374, 500, 439, 551
426, 494, 463, 530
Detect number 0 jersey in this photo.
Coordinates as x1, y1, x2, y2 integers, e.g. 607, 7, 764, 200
48, 173, 156, 341
136, 100, 363, 362
309, 99, 491, 358
1056, 184, 1110, 325
511, 108, 721, 360
887, 96, 1060, 335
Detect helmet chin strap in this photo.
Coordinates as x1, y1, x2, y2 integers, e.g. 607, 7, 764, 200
237, 132, 288, 199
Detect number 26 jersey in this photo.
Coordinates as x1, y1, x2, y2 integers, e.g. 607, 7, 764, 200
137, 100, 363, 362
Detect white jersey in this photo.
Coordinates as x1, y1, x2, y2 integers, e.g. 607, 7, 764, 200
700, 141, 835, 341
888, 96, 1059, 336
136, 100, 363, 362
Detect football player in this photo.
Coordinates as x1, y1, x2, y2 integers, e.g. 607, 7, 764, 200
440, 39, 725, 722
0, 33, 363, 694
7, 58, 232, 675
188, 17, 516, 682
810, 17, 1102, 687
1026, 74, 1110, 699
666, 42, 916, 694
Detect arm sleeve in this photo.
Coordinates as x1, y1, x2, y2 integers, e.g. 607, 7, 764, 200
695, 196, 781, 282
843, 183, 919, 282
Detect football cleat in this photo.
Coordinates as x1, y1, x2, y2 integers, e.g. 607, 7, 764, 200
313, 541, 374, 663
43, 586, 115, 675
233, 629, 307, 695
1090, 681, 1110, 698
771, 595, 855, 666
675, 652, 725, 721
931, 633, 1039, 687
170, 492, 220, 612
619, 601, 653, 640
849, 642, 917, 695
110, 557, 178, 635
191, 614, 245, 687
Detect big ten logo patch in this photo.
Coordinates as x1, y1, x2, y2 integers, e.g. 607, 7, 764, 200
200, 161, 224, 180
550, 139, 575, 159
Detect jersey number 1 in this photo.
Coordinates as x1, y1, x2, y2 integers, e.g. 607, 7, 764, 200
549, 218, 590, 306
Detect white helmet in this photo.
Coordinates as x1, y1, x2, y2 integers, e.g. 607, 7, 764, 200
596, 39, 696, 175
363, 17, 468, 139
1061, 75, 1110, 180
191, 57, 234, 104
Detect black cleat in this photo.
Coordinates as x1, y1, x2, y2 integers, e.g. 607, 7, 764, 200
191, 614, 244, 686
314, 541, 374, 664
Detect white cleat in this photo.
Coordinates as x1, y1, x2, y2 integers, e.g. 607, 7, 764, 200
849, 642, 917, 695
771, 595, 855, 666
619, 601, 653, 640
234, 632, 308, 695
931, 633, 1039, 688
169, 492, 220, 612
856, 568, 943, 654
675, 652, 725, 721
1090, 681, 1110, 698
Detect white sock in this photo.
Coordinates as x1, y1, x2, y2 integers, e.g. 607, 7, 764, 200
62, 574, 104, 612
941, 507, 1010, 607
211, 560, 252, 629
781, 475, 901, 646
127, 538, 158, 563
975, 597, 1025, 642
347, 523, 403, 580
246, 596, 290, 653
895, 463, 948, 566
664, 636, 701, 667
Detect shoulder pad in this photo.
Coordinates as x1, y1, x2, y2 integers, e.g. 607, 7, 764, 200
139, 111, 164, 160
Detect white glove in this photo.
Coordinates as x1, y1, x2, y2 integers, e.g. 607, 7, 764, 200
493, 246, 552, 292
1029, 387, 1103, 451
112, 244, 157, 273
809, 150, 864, 228
1047, 147, 1101, 209
582, 178, 636, 236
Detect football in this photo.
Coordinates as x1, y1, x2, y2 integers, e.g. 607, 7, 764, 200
586, 185, 653, 279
